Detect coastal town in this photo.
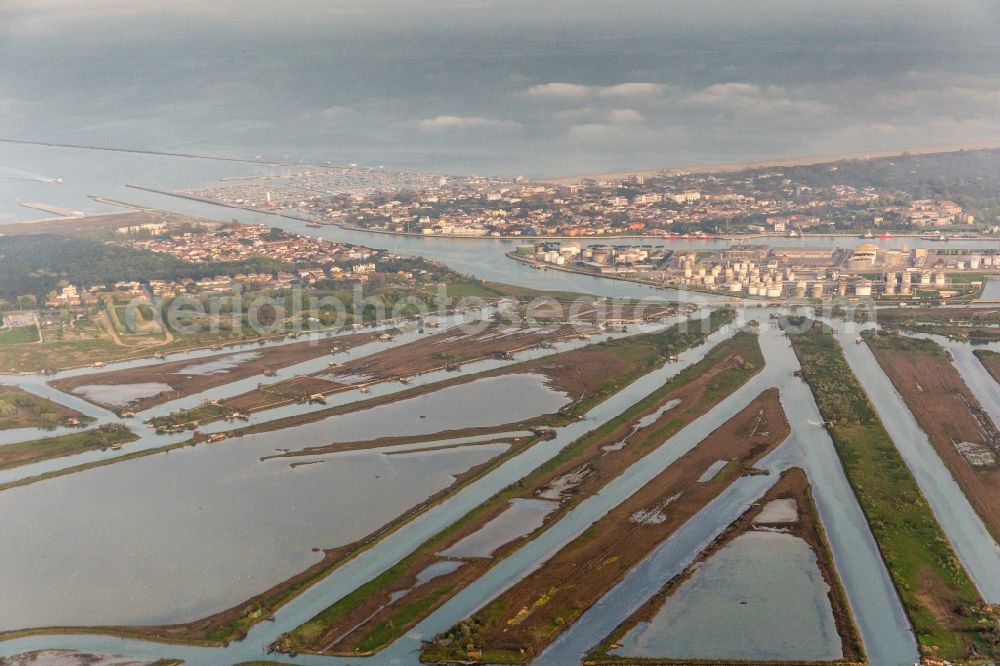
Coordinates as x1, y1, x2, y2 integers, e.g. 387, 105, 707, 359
174, 149, 1000, 241
123, 222, 384, 298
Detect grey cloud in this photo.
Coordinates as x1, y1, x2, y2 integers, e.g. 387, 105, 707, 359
523, 81, 667, 102
416, 115, 522, 131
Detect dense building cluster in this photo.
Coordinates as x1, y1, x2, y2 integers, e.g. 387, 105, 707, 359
127, 223, 375, 265
179, 160, 993, 239
516, 240, 1000, 300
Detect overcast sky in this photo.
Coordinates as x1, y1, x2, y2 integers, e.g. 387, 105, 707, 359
2, 1, 1000, 176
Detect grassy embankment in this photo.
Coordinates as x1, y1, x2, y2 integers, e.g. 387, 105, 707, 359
0, 425, 138, 471
0, 385, 93, 430
786, 319, 1000, 663
876, 307, 1000, 343
277, 330, 762, 657
975, 349, 1000, 385
0, 325, 40, 345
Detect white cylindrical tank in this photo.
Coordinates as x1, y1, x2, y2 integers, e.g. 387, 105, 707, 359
811, 283, 824, 298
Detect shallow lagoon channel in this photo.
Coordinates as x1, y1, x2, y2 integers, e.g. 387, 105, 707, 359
0, 373, 566, 630
612, 531, 842, 662
438, 498, 558, 559
72, 382, 174, 407
173, 351, 262, 376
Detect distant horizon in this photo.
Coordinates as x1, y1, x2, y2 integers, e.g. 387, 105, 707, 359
3, 1, 1000, 178
5, 136, 1000, 184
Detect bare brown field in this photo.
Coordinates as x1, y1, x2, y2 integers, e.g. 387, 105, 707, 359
868, 334, 1000, 542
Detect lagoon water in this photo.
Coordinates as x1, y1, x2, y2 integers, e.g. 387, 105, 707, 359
264, 373, 569, 449
438, 498, 558, 559
0, 439, 510, 630
696, 458, 729, 483
613, 531, 842, 662
72, 382, 174, 407
0, 372, 567, 630
174, 352, 261, 376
